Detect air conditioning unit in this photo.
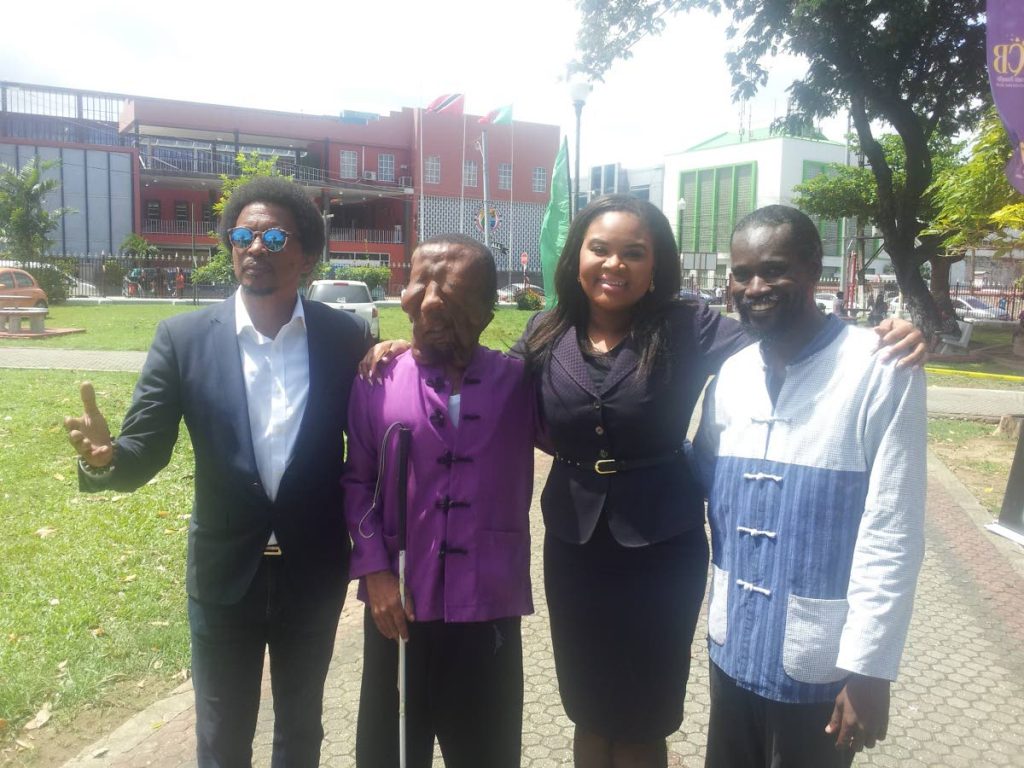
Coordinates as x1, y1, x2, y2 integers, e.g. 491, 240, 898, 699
399, 176, 413, 187
362, 170, 377, 181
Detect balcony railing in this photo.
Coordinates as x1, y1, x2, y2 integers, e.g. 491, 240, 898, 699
142, 220, 216, 236
330, 227, 403, 244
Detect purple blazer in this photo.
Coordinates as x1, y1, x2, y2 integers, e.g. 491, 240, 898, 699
343, 346, 537, 623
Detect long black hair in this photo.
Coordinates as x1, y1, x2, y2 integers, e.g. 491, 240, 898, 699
524, 194, 682, 378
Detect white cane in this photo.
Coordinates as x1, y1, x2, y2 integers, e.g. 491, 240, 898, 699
395, 426, 411, 768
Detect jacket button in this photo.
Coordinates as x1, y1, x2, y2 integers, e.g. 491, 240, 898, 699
598, 449, 608, 458
595, 425, 604, 435
593, 400, 601, 409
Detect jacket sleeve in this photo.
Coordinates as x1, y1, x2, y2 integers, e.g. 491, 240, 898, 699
695, 303, 752, 379
79, 320, 182, 493
341, 376, 392, 579
691, 375, 722, 499
837, 364, 927, 680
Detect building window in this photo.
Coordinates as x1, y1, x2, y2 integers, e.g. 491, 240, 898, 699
201, 203, 214, 228
378, 153, 395, 182
532, 166, 547, 193
146, 200, 161, 222
425, 155, 441, 184
677, 162, 755, 254
498, 163, 512, 190
463, 160, 478, 188
340, 150, 358, 179
174, 202, 189, 224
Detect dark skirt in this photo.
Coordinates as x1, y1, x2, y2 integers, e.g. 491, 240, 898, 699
544, 518, 710, 742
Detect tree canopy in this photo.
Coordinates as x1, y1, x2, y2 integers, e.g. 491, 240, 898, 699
0, 156, 70, 263
573, 0, 989, 334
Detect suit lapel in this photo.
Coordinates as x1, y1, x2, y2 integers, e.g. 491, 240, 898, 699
600, 337, 640, 394
551, 329, 598, 397
211, 295, 259, 477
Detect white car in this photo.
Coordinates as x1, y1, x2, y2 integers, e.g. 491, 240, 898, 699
306, 280, 380, 341
815, 292, 839, 313
951, 296, 1011, 321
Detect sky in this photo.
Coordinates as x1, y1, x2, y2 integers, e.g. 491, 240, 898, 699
2, 0, 847, 168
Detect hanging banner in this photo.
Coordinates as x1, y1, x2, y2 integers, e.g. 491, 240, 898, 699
987, 0, 1024, 194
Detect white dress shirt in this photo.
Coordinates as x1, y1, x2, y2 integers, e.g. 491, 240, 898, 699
235, 292, 310, 544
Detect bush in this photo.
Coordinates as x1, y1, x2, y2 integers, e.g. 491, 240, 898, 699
516, 290, 544, 311
24, 259, 76, 304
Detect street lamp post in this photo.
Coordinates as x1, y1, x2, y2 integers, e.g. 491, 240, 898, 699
322, 211, 334, 264
569, 79, 592, 219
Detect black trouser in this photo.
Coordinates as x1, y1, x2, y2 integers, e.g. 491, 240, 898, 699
188, 558, 343, 768
705, 662, 855, 768
356, 608, 523, 768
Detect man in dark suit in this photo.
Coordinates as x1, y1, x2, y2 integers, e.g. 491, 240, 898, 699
63, 176, 369, 767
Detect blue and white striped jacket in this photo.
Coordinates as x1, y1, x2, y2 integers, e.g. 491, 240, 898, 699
694, 317, 926, 704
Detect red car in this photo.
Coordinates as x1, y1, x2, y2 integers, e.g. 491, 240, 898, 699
0, 267, 48, 308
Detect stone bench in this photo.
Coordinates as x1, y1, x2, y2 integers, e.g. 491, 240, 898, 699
0, 306, 48, 333
936, 319, 973, 355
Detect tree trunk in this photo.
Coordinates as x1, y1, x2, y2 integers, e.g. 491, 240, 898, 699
930, 253, 966, 334
890, 248, 942, 337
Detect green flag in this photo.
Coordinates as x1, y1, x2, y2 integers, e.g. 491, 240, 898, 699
539, 137, 570, 309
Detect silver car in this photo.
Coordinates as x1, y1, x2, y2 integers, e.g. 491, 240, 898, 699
307, 280, 380, 341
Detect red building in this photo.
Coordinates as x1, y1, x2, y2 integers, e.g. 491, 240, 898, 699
0, 82, 560, 292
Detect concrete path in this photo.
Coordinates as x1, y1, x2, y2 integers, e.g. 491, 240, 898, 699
927, 385, 1024, 420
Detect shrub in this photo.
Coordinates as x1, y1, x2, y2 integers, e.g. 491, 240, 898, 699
516, 290, 544, 311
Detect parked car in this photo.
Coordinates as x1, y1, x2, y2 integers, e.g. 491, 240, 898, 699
497, 283, 545, 303
0, 259, 94, 298
306, 279, 380, 341
0, 266, 48, 307
815, 292, 839, 313
678, 288, 714, 304
951, 296, 1011, 321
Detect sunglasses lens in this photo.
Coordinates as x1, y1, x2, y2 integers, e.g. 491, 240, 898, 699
229, 227, 254, 248
262, 228, 287, 252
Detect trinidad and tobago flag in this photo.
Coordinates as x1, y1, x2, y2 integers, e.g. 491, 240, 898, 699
425, 94, 465, 115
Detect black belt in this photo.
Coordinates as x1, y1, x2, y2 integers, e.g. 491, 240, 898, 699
554, 447, 684, 475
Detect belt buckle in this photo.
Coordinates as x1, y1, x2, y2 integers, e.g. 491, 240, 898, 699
594, 459, 617, 475
263, 545, 282, 557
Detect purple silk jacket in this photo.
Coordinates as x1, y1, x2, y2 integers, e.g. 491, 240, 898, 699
342, 346, 538, 623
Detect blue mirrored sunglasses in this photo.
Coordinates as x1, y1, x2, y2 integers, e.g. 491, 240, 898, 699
227, 226, 291, 253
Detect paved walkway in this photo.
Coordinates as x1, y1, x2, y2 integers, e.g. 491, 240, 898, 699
4, 348, 1023, 766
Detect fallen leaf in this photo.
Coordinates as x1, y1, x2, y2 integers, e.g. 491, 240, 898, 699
57, 660, 68, 672
91, 747, 109, 758
0, 718, 7, 732
48, 598, 59, 606
152, 660, 163, 670
174, 668, 191, 682
23, 702, 51, 731
14, 738, 34, 750
149, 620, 169, 627
156, 510, 169, 518
34, 527, 57, 538
122, 574, 137, 583
90, 627, 106, 638
52, 473, 65, 482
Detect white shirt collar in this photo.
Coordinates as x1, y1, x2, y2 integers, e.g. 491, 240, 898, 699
234, 289, 306, 341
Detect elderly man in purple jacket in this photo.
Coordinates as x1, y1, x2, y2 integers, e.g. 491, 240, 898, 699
343, 234, 537, 768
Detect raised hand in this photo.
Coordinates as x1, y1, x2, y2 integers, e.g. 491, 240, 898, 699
64, 381, 114, 468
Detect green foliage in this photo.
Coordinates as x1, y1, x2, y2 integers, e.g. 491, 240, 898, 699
24, 258, 78, 304
102, 259, 127, 294
516, 290, 545, 311
573, 0, 988, 334
927, 107, 1024, 256
324, 265, 392, 293
118, 233, 159, 259
0, 156, 72, 262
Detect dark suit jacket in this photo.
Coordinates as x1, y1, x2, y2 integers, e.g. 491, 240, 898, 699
535, 302, 750, 546
79, 295, 369, 605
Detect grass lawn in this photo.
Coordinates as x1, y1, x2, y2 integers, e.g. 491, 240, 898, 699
1, 370, 192, 742
928, 418, 1019, 516
0, 305, 201, 351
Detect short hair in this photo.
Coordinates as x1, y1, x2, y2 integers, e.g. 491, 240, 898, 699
417, 233, 498, 306
731, 205, 823, 268
219, 176, 324, 258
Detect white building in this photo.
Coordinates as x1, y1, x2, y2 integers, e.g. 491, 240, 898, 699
662, 129, 889, 282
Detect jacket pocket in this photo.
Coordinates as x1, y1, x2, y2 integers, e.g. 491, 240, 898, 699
707, 564, 729, 646
782, 594, 849, 684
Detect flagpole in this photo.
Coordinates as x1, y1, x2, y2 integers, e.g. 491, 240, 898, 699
418, 108, 425, 242
508, 120, 515, 289
459, 114, 467, 234
480, 127, 490, 249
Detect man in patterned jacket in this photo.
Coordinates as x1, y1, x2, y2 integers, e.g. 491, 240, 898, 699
694, 205, 926, 768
